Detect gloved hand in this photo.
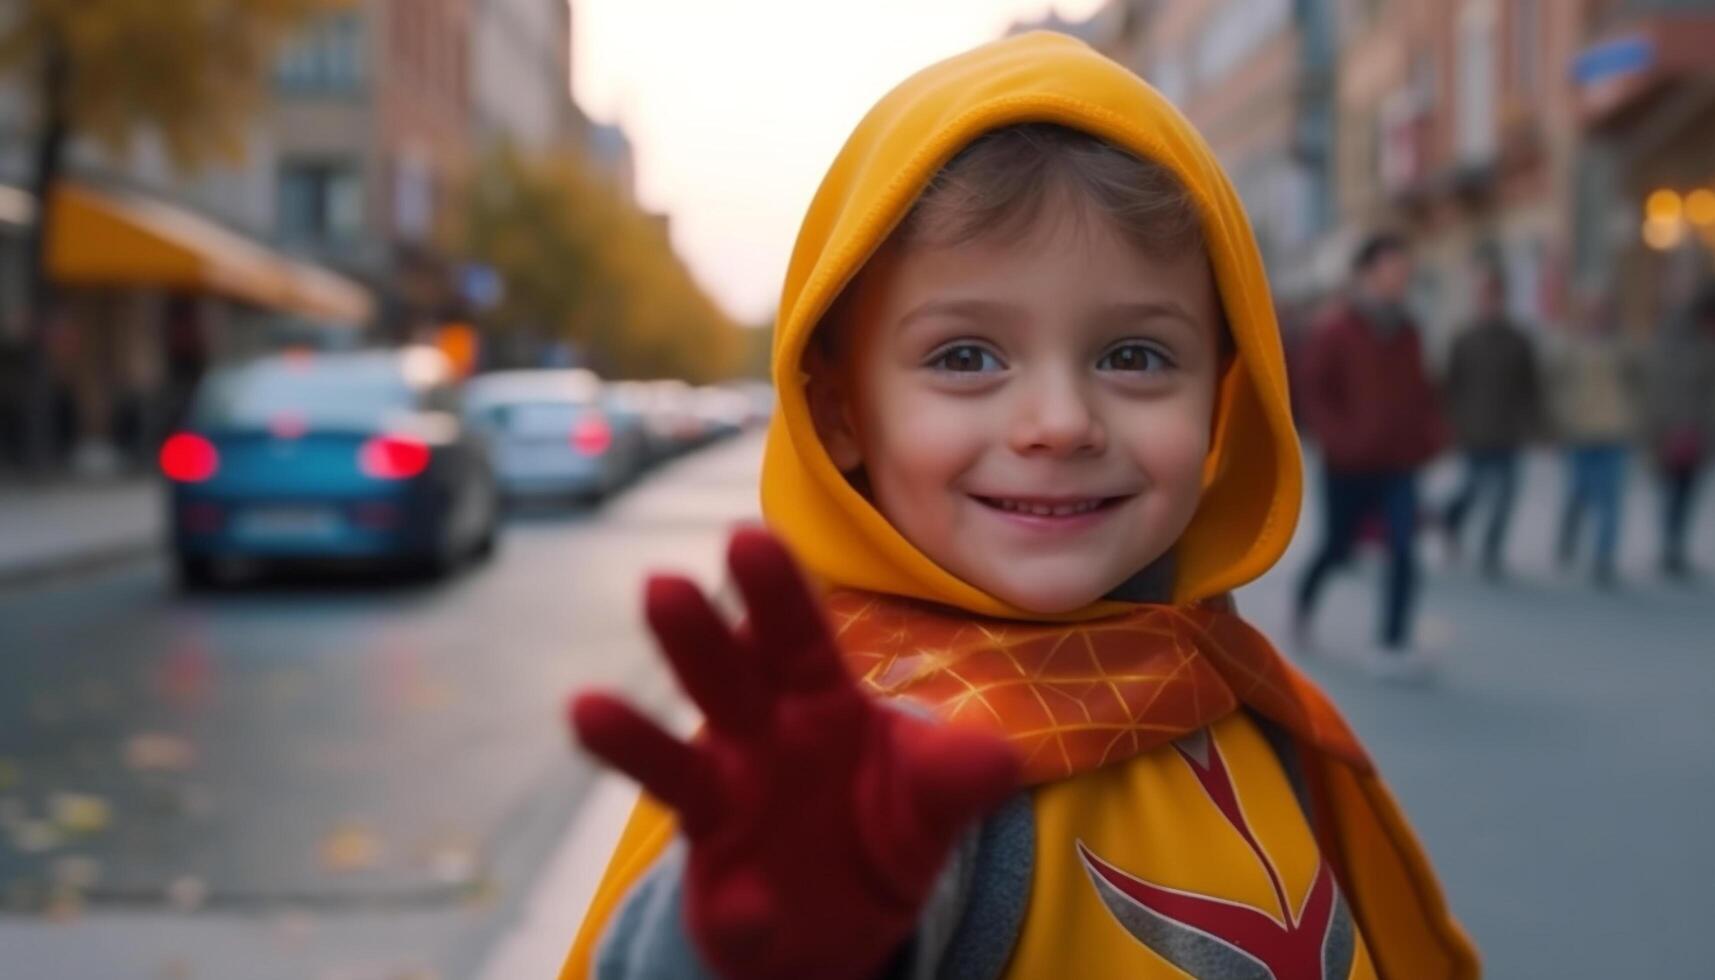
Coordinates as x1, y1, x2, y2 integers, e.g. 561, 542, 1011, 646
571, 528, 1018, 980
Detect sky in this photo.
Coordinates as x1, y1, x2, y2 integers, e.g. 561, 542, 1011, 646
570, 0, 1110, 324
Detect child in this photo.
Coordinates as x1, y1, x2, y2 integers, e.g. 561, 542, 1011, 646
562, 32, 1477, 979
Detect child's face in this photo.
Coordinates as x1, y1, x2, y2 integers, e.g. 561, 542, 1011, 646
810, 198, 1224, 613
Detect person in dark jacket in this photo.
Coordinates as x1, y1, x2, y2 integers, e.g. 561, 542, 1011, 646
1294, 232, 1448, 676
1644, 285, 1715, 578
1439, 262, 1542, 577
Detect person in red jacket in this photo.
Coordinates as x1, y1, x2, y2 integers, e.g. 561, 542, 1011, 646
1293, 233, 1448, 677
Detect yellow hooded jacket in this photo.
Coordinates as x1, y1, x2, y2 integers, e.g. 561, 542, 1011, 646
563, 32, 1478, 979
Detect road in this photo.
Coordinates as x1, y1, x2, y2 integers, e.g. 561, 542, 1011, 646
0, 435, 758, 980
1, 437, 1712, 978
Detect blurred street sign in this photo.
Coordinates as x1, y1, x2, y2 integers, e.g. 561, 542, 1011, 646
460, 263, 504, 310
1573, 35, 1653, 86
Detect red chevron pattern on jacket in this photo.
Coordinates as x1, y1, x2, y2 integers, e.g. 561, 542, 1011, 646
1077, 731, 1356, 978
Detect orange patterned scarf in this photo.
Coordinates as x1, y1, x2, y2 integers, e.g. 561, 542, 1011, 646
825, 589, 1369, 785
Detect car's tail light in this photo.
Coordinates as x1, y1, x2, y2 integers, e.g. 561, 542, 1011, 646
160, 433, 220, 483
571, 416, 613, 456
359, 436, 431, 480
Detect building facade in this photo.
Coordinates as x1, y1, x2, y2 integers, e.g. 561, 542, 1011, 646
1064, 0, 1715, 348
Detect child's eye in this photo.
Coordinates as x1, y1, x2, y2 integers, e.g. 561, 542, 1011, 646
928, 344, 1005, 374
1097, 342, 1173, 373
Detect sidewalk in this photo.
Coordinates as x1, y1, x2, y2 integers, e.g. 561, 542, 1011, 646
0, 477, 163, 586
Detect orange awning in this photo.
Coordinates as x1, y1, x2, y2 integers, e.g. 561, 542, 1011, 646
46, 182, 373, 326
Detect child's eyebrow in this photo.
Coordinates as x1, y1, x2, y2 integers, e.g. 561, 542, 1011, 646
895, 298, 1020, 333
1091, 301, 1201, 331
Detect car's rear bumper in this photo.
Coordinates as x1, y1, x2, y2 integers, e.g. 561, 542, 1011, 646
493, 459, 614, 497
168, 487, 448, 560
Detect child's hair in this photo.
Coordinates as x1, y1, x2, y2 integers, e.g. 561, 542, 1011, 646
814, 123, 1214, 354
894, 123, 1206, 259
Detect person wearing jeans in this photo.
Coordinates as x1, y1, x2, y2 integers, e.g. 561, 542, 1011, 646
1294, 233, 1447, 672
1545, 292, 1640, 586
1440, 263, 1541, 577
1644, 286, 1715, 578
1296, 468, 1420, 649
1557, 443, 1628, 585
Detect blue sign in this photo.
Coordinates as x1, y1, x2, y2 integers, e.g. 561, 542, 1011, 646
1572, 35, 1654, 86
460, 263, 504, 310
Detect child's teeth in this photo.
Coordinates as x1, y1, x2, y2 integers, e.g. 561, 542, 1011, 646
996, 499, 1101, 516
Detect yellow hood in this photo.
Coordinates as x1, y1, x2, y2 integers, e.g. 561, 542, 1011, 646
761, 30, 1301, 618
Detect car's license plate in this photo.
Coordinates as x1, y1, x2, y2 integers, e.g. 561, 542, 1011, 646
235, 507, 340, 539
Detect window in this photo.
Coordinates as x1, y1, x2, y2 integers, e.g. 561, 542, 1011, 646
278, 161, 364, 244
1456, 0, 1498, 164
276, 12, 365, 94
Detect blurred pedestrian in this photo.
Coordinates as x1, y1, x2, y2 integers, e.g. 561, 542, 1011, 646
1643, 284, 1715, 578
1439, 262, 1542, 578
1294, 232, 1448, 675
1544, 291, 1640, 587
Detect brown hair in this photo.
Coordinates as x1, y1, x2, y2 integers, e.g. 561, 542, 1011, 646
815, 123, 1213, 353
894, 123, 1206, 258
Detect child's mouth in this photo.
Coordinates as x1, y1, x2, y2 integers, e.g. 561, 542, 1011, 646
970, 494, 1130, 530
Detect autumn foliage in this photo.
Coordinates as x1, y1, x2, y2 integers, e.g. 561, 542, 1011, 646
0, 0, 353, 166
462, 147, 747, 384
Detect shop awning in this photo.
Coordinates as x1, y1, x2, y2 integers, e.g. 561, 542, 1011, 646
46, 182, 373, 326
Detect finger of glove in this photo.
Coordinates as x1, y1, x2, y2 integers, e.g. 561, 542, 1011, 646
645, 574, 764, 737
569, 691, 718, 835
727, 527, 849, 696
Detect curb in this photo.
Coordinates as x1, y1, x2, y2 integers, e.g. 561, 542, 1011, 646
0, 538, 161, 590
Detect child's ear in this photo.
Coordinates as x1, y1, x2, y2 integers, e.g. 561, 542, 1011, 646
804, 345, 864, 472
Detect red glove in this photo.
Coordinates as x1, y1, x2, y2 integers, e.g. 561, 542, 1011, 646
570, 528, 1019, 980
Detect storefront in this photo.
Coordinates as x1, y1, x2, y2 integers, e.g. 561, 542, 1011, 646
1, 181, 374, 475
1573, 13, 1715, 333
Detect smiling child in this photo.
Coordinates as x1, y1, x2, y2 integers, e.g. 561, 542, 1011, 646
561, 32, 1477, 980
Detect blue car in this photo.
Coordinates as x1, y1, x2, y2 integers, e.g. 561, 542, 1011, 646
162, 347, 500, 589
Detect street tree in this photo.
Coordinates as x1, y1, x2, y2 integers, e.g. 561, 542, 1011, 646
0, 0, 351, 469
464, 147, 744, 383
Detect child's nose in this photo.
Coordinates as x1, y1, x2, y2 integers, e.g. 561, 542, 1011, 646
1009, 376, 1106, 457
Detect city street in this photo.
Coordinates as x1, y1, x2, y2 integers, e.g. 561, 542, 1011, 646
2, 434, 1713, 978
0, 436, 759, 980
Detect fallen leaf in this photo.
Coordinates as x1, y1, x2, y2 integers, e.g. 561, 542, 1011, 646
319, 822, 383, 873
124, 733, 198, 772
48, 792, 112, 836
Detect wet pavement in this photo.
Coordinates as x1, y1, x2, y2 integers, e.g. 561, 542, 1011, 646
0, 434, 760, 979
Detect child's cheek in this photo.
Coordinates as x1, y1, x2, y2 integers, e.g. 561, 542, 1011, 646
1124, 407, 1212, 501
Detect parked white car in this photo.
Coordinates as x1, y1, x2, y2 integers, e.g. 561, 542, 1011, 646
464, 370, 648, 503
